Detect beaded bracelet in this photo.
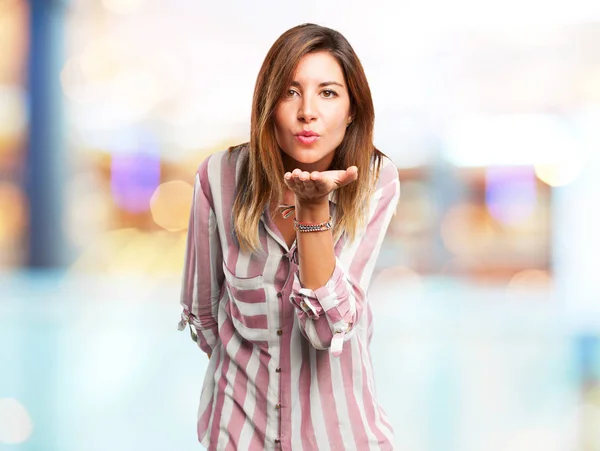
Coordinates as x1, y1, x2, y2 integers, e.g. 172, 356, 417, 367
278, 204, 333, 232
294, 216, 333, 233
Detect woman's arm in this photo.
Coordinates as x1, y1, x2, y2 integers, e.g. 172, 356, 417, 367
178, 155, 224, 357
286, 166, 358, 289
285, 159, 399, 356
295, 199, 335, 289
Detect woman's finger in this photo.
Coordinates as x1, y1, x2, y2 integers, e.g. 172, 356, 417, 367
291, 172, 306, 191
336, 166, 359, 187
298, 171, 311, 182
283, 172, 295, 189
307, 171, 327, 192
300, 171, 321, 194
300, 174, 319, 193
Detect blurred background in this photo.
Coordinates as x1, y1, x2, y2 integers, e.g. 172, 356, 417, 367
1, 0, 600, 450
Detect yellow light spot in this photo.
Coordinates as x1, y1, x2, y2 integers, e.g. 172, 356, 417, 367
440, 203, 495, 256
0, 1, 28, 85
535, 159, 584, 187
79, 43, 120, 82
68, 228, 188, 275
0, 181, 27, 246
150, 181, 193, 232
507, 269, 553, 295
0, 398, 33, 444
0, 85, 27, 137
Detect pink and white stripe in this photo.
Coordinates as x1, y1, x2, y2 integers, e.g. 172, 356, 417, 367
180, 147, 399, 450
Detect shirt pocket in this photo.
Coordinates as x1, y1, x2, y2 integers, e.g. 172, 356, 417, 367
222, 262, 270, 343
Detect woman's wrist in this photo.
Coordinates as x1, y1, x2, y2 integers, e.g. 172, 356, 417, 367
295, 197, 330, 223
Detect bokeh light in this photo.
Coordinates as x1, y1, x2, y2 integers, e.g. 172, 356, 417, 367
485, 166, 537, 225
0, 0, 28, 84
0, 181, 27, 247
441, 203, 495, 257
61, 36, 123, 106
535, 159, 585, 187
110, 151, 161, 214
0, 85, 27, 138
0, 398, 33, 444
150, 181, 193, 232
69, 228, 187, 275
506, 269, 553, 298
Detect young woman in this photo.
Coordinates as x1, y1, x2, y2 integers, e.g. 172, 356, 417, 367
178, 23, 399, 450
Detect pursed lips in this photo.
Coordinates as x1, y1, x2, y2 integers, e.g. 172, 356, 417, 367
295, 131, 320, 145
296, 130, 319, 137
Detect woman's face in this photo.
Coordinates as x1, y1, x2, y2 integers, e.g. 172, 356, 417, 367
274, 51, 353, 172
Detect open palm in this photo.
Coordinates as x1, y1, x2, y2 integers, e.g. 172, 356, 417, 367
283, 166, 358, 203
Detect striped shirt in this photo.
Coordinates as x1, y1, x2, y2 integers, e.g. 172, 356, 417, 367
178, 146, 400, 450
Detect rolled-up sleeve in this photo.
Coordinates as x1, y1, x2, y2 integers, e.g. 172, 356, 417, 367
289, 158, 400, 357
178, 155, 224, 355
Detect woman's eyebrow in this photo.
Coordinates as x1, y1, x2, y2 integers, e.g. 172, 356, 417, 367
290, 80, 345, 88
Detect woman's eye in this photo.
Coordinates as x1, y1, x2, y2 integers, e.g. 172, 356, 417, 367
322, 89, 338, 98
286, 89, 298, 97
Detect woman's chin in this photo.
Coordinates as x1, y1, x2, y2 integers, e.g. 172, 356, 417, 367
280, 147, 334, 170
294, 155, 320, 164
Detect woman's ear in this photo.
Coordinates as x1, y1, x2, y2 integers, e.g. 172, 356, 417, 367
347, 107, 355, 127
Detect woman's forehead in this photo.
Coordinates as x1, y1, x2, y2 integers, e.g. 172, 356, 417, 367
291, 52, 345, 86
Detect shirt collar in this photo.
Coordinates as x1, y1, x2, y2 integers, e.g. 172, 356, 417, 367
328, 191, 337, 204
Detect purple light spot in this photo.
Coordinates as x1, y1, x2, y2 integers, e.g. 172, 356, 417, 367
486, 166, 537, 225
111, 152, 161, 213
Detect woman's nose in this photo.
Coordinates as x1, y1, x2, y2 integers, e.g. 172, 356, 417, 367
297, 97, 317, 122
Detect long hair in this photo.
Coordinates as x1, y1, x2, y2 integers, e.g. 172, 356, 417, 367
231, 23, 384, 253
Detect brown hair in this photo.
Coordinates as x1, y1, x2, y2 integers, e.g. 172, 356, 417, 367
231, 23, 384, 253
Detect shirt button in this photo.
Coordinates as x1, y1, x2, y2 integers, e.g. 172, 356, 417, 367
276, 368, 281, 373
277, 329, 283, 336
275, 404, 281, 409
276, 292, 283, 298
